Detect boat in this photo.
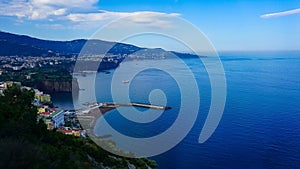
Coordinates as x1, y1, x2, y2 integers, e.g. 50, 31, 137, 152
122, 80, 130, 83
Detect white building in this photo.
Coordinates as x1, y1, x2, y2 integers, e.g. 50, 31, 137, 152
50, 110, 65, 128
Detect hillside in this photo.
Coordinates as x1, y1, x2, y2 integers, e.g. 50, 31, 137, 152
0, 31, 198, 58
0, 86, 157, 169
0, 31, 141, 57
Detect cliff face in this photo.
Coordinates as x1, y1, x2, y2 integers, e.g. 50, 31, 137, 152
37, 79, 79, 93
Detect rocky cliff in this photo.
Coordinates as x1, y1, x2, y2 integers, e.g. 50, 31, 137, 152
37, 79, 79, 93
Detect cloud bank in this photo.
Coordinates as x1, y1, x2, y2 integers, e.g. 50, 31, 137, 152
0, 0, 98, 20
0, 0, 180, 29
261, 8, 300, 18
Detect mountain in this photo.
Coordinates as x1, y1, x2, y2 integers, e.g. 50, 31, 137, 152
0, 31, 142, 57
0, 31, 199, 58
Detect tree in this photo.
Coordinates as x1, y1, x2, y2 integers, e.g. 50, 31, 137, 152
0, 86, 157, 169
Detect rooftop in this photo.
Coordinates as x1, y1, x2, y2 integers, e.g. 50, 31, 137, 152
49, 110, 63, 118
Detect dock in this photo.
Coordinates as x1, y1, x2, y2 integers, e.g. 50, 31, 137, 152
100, 102, 171, 110
76, 102, 171, 138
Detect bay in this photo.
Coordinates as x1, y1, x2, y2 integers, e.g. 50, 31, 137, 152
52, 52, 300, 169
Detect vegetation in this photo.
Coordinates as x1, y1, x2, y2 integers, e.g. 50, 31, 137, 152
0, 67, 72, 84
0, 86, 157, 169
0, 67, 78, 93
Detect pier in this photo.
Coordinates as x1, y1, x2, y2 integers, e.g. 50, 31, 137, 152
101, 102, 171, 110
77, 102, 171, 137
82, 102, 171, 111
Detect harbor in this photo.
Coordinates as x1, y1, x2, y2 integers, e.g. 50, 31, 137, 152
77, 102, 171, 137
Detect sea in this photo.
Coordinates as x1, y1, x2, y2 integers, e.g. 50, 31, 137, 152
52, 51, 300, 169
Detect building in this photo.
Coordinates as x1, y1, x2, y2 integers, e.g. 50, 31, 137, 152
0, 81, 22, 95
0, 82, 5, 96
37, 106, 48, 113
3, 81, 21, 88
57, 127, 86, 137
12, 66, 23, 71
35, 90, 51, 103
45, 118, 54, 130
25, 75, 31, 80
37, 106, 64, 129
50, 110, 65, 128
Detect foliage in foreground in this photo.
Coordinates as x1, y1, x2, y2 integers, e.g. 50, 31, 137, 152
0, 86, 157, 169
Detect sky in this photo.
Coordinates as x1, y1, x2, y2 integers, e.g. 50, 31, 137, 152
0, 0, 300, 52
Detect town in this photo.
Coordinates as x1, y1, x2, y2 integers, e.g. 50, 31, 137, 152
0, 55, 76, 71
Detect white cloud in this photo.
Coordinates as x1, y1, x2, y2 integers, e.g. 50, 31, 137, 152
261, 8, 300, 18
0, 0, 97, 20
65, 11, 180, 30
66, 10, 179, 22
66, 10, 127, 22
31, 0, 97, 8
0, 0, 180, 30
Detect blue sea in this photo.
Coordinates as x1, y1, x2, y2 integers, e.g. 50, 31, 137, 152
52, 51, 300, 169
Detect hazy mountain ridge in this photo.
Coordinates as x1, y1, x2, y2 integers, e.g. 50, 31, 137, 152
0, 31, 142, 57
0, 31, 198, 58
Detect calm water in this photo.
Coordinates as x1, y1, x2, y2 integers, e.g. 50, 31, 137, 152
52, 52, 300, 169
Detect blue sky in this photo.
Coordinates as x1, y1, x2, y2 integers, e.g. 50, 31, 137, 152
0, 0, 300, 51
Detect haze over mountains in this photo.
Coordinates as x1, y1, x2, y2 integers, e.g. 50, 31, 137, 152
0, 31, 197, 58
